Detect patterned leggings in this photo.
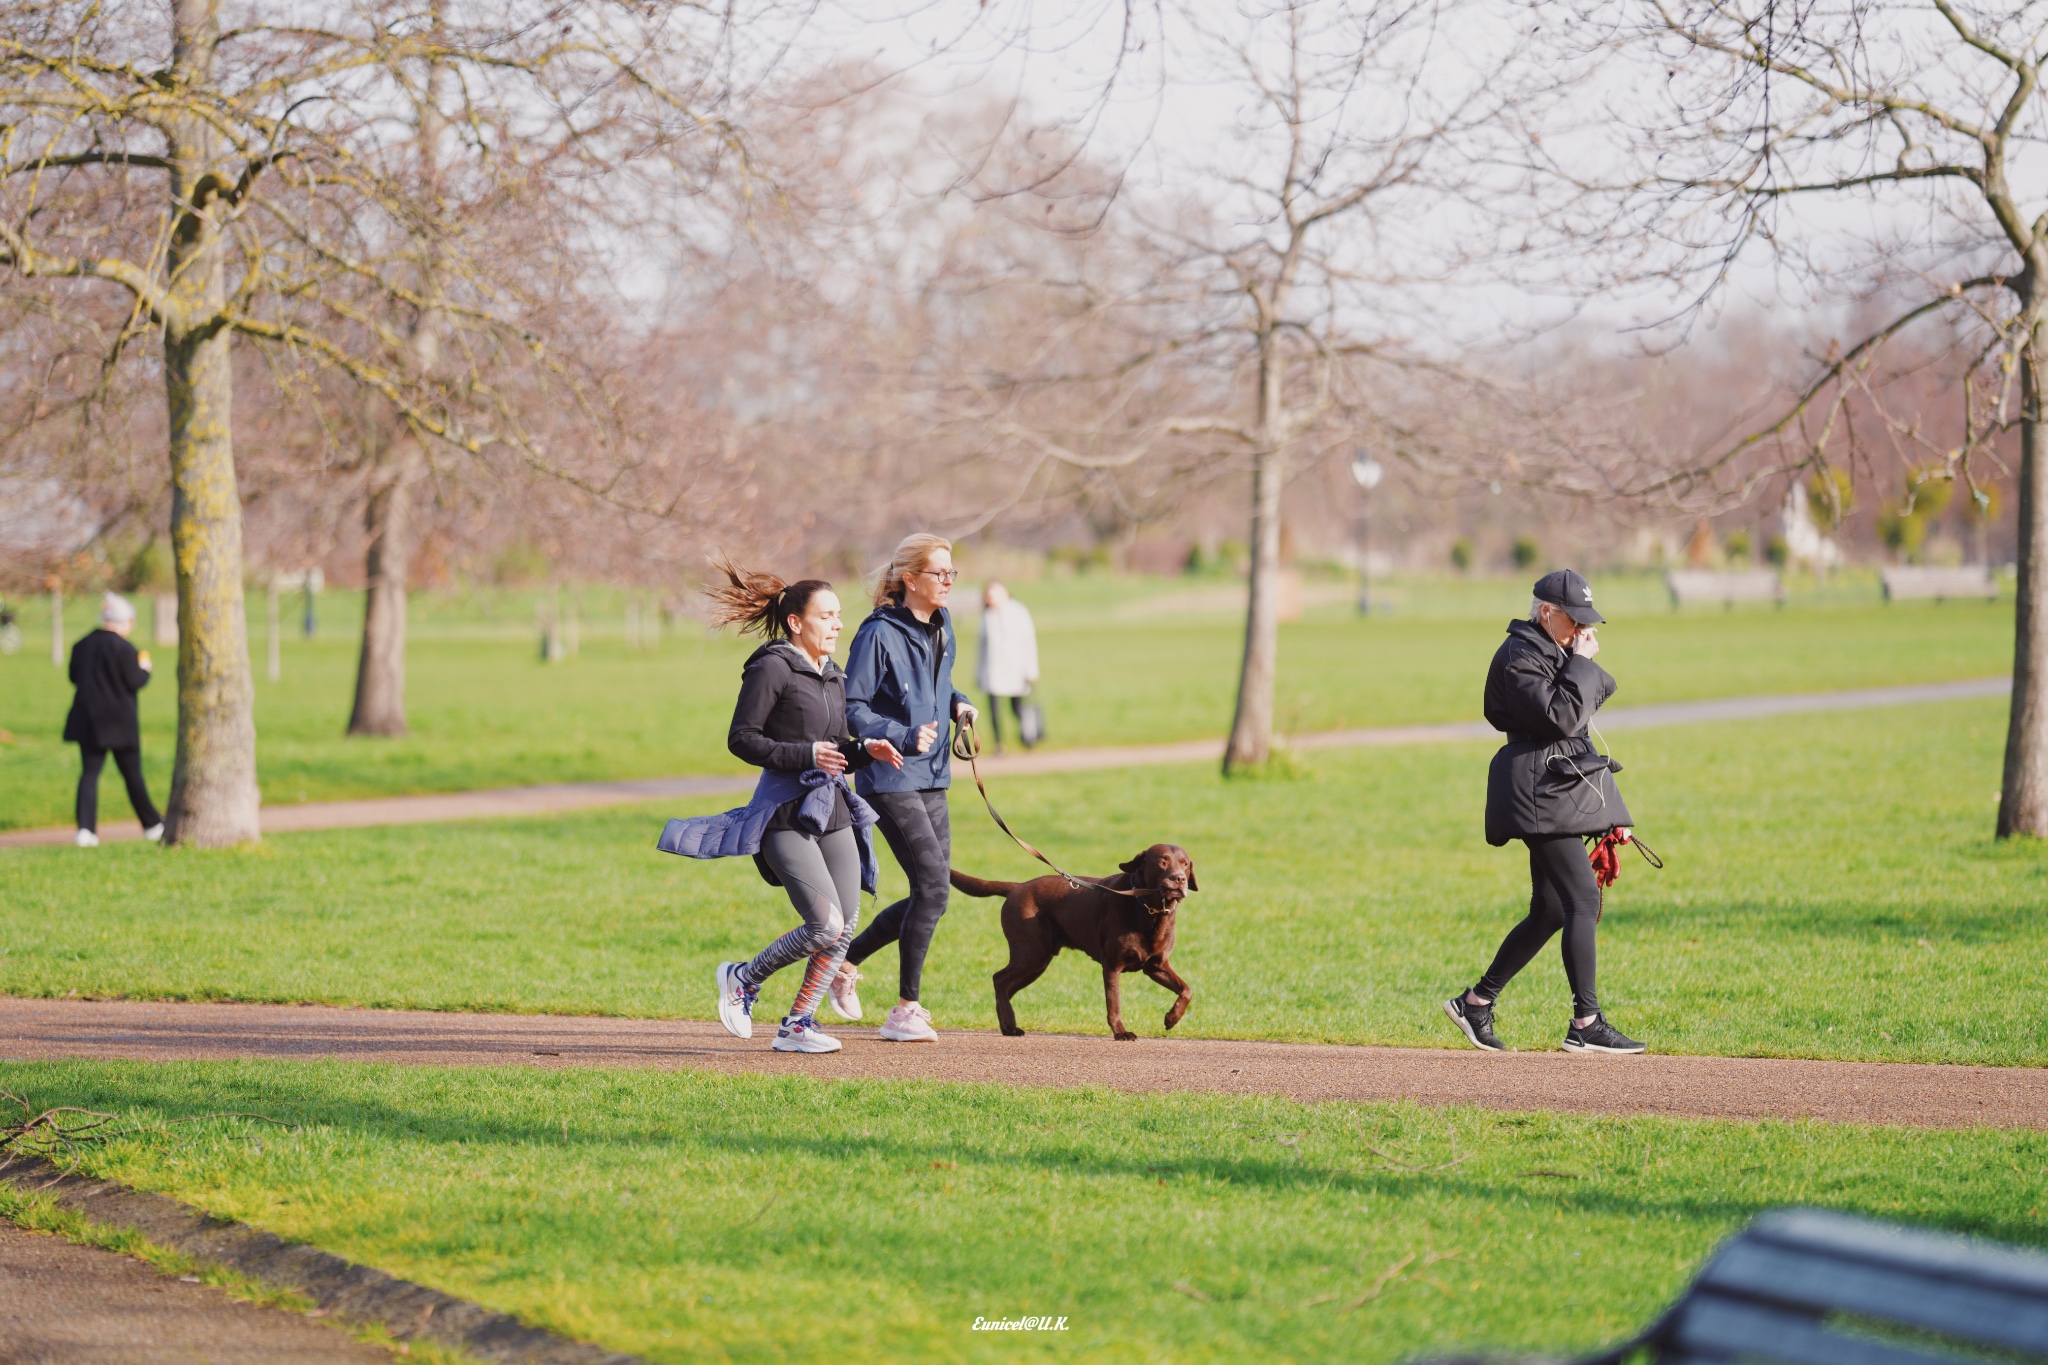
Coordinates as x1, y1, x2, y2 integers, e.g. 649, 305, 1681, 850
737, 826, 862, 1020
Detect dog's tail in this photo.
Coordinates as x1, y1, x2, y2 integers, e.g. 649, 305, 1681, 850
949, 869, 1018, 899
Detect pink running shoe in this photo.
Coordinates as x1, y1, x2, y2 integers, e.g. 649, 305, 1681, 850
827, 964, 863, 1022
877, 1000, 938, 1042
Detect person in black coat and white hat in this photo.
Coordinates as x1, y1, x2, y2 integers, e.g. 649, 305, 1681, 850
64, 592, 163, 847
1442, 569, 1647, 1054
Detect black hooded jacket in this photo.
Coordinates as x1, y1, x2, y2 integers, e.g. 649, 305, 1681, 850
728, 640, 872, 832
1482, 618, 1631, 845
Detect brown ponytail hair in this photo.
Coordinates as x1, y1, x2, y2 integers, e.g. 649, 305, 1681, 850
704, 555, 832, 640
873, 532, 953, 607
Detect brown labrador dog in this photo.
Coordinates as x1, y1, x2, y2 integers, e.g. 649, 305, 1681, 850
950, 844, 1198, 1041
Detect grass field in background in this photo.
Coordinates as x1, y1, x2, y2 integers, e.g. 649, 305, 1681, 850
1, 1060, 2040, 1365
0, 571, 2015, 828
4, 700, 2041, 1065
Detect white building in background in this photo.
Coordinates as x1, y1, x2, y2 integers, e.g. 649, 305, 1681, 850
1781, 480, 1843, 571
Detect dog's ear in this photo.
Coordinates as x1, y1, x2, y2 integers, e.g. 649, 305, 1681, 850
1184, 858, 1198, 892
1119, 855, 1143, 880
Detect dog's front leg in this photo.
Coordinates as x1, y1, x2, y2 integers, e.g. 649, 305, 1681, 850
992, 973, 1022, 1037
1143, 960, 1193, 1030
1103, 963, 1136, 1040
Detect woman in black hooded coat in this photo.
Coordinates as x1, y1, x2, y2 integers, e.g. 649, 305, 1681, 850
1442, 570, 1646, 1055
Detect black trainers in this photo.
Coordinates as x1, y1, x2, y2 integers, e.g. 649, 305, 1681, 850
1561, 1012, 1646, 1054
1443, 994, 1506, 1052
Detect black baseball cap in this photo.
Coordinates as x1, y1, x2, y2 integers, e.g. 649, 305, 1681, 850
1532, 569, 1605, 625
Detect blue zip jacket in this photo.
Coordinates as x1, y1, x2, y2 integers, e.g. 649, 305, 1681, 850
844, 602, 971, 795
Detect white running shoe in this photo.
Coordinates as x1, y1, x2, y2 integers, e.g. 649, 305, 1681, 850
73, 829, 99, 848
827, 964, 863, 1021
143, 823, 164, 843
715, 961, 758, 1040
877, 1001, 938, 1043
772, 1014, 842, 1053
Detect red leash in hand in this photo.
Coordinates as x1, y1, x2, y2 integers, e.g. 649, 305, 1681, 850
1589, 827, 1664, 891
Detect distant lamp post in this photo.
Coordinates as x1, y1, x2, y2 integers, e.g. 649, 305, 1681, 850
300, 566, 323, 639
1350, 452, 1384, 615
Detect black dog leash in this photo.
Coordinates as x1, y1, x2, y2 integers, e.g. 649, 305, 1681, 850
951, 717, 1164, 911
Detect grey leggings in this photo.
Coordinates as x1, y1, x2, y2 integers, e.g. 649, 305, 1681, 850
736, 826, 862, 989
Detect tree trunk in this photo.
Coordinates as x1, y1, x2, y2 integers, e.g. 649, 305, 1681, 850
1999, 317, 2048, 837
1224, 445, 1286, 773
1225, 315, 1290, 775
160, 0, 260, 847
347, 439, 417, 736
349, 33, 443, 739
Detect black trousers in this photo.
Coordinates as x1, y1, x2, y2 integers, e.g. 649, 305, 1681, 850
845, 788, 951, 1001
984, 694, 1029, 748
1475, 834, 1600, 1018
77, 744, 160, 833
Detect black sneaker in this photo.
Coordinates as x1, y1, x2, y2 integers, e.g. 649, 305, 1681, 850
1561, 1013, 1646, 1054
1443, 994, 1506, 1052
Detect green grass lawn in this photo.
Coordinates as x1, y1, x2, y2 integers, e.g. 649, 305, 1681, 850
0, 572, 2015, 829
2, 1060, 2041, 1364
4, 699, 2041, 1065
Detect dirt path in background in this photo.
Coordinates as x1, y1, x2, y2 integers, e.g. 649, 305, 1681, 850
0, 1221, 398, 1365
1, 996, 2039, 1130
0, 676, 2008, 848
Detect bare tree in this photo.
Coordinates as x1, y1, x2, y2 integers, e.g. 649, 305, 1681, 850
1589, 0, 2048, 833
345, 25, 448, 739
932, 0, 1531, 771
0, 0, 767, 842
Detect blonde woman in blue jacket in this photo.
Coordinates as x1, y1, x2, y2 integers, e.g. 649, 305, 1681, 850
837, 533, 977, 1042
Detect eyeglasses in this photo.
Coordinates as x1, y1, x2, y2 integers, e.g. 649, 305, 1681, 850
912, 569, 959, 584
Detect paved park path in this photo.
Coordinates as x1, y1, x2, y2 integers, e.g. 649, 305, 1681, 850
0, 1220, 400, 1364
3, 996, 2040, 1130
0, 676, 2009, 849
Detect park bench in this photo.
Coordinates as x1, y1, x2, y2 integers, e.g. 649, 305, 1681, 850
1665, 570, 1785, 609
1881, 565, 1998, 603
1424, 1207, 2048, 1364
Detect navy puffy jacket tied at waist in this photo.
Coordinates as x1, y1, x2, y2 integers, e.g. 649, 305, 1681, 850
657, 767, 879, 894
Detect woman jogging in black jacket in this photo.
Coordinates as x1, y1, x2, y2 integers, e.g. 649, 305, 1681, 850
677, 562, 906, 1053
1443, 569, 1647, 1055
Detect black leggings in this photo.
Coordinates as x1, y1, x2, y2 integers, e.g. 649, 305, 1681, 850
1475, 834, 1600, 1018
77, 744, 160, 833
845, 788, 951, 1001
984, 694, 1028, 747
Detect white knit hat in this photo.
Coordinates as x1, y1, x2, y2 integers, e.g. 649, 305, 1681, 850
100, 591, 137, 624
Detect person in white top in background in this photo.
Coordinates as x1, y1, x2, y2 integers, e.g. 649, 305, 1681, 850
976, 581, 1039, 753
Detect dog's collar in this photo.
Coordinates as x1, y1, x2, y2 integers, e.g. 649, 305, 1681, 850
1063, 873, 1180, 914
